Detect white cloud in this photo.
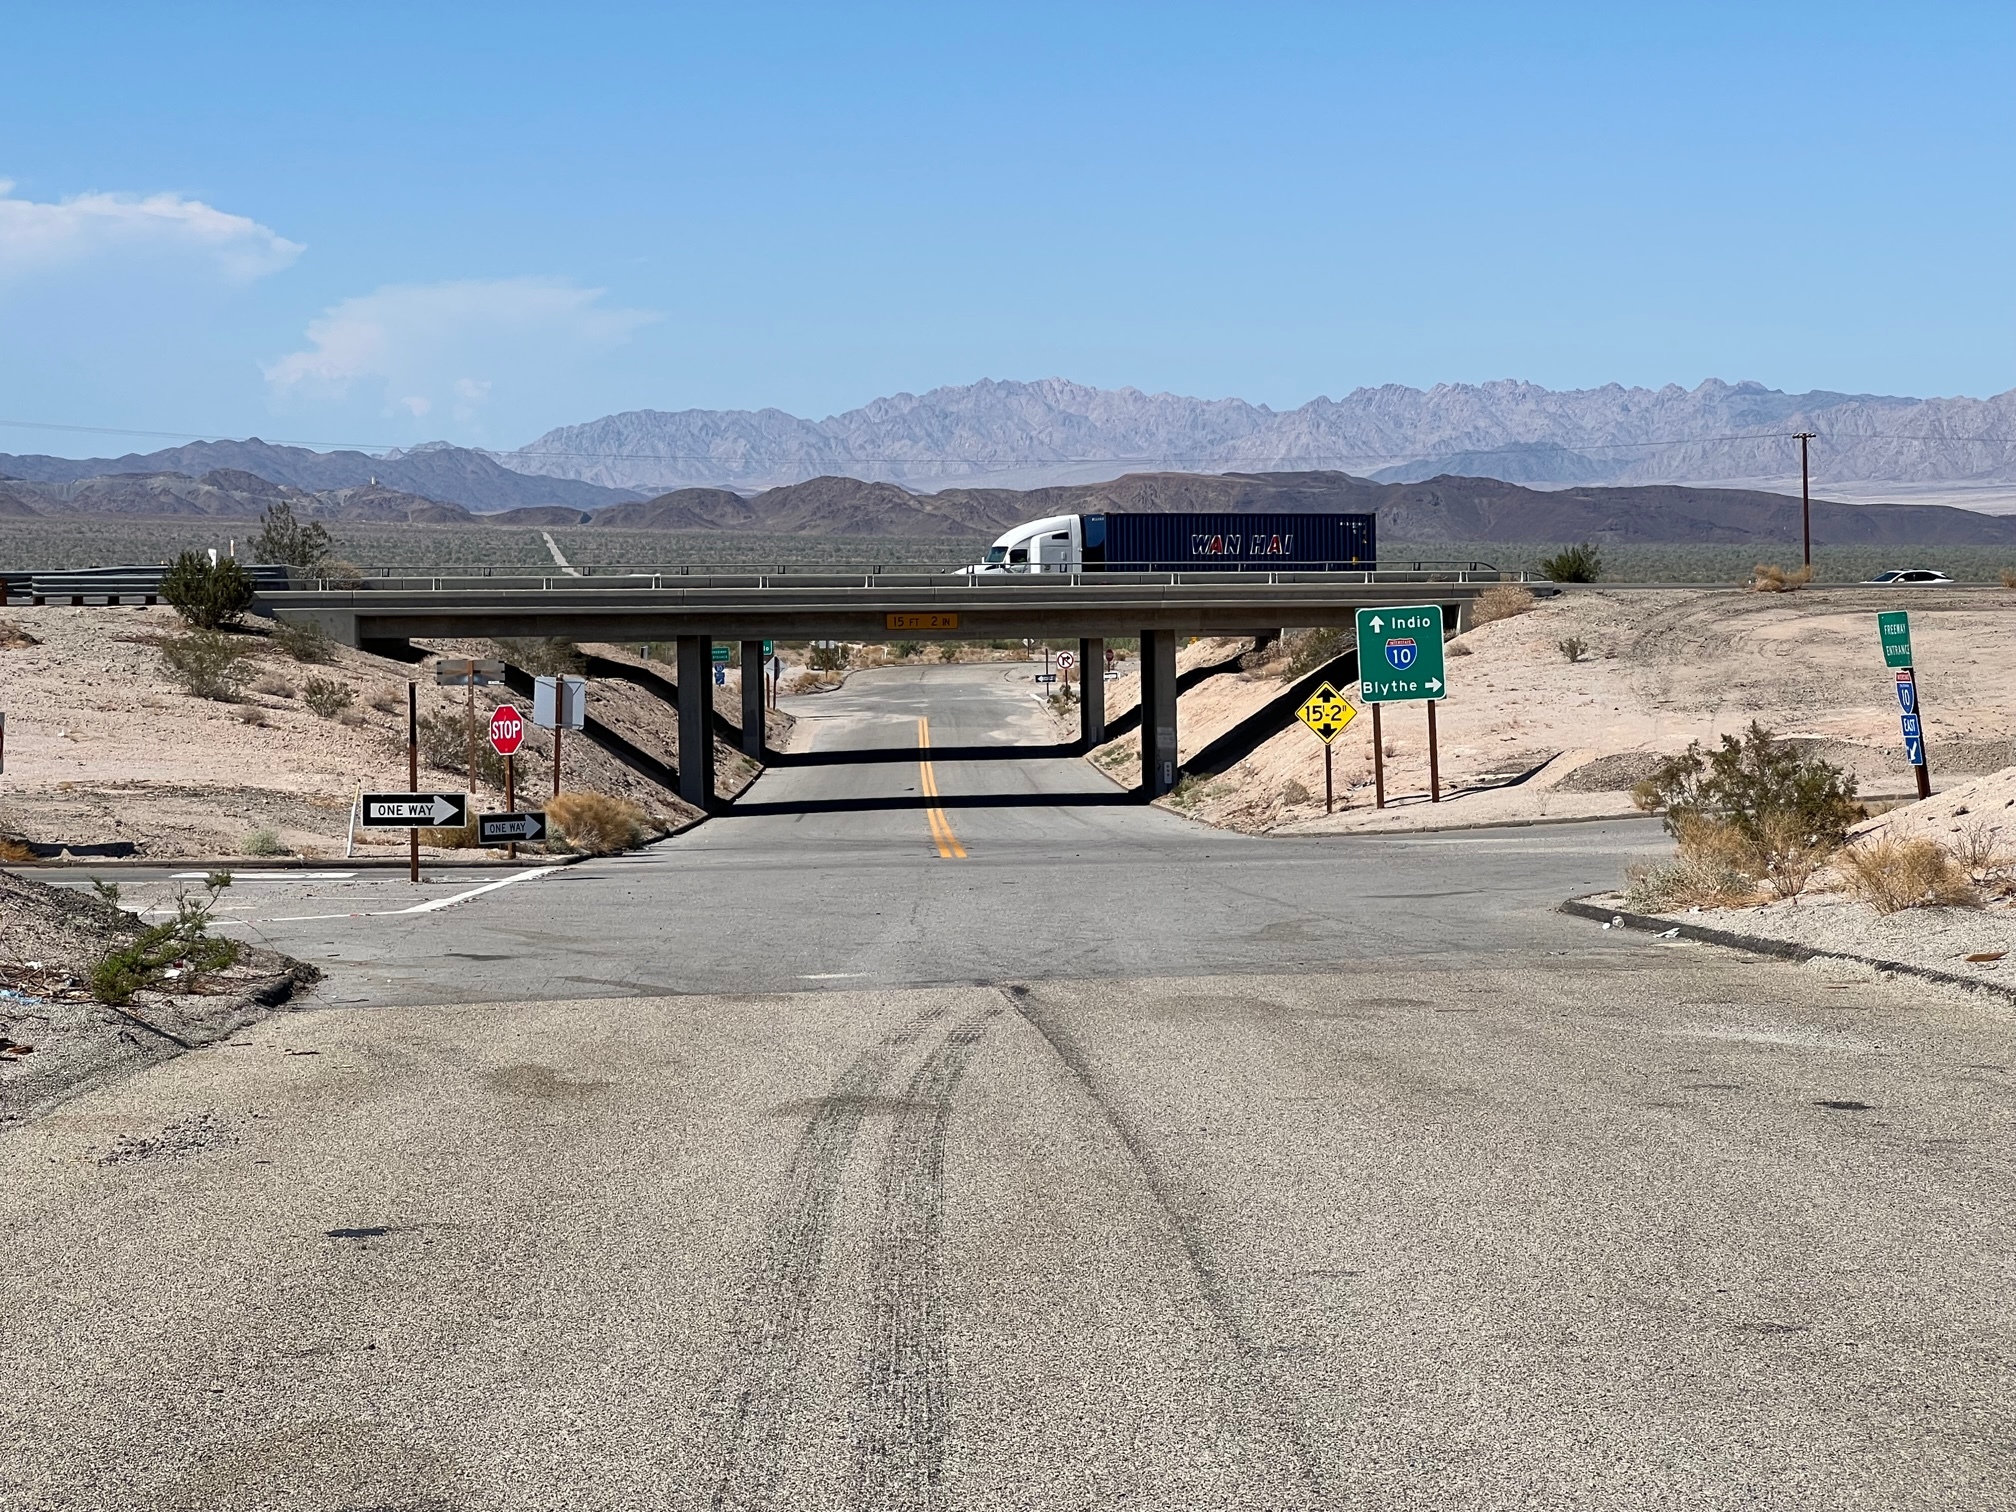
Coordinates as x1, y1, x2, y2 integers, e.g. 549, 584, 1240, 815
263, 277, 657, 423
0, 178, 302, 280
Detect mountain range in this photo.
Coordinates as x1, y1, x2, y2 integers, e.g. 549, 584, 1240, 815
500, 377, 2016, 494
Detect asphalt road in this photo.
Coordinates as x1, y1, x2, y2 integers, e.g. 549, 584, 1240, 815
7, 665, 2015, 1508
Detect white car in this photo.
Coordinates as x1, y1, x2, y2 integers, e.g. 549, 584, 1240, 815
1861, 568, 1955, 586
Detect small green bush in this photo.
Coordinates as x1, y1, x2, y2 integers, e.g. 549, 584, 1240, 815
495, 636, 584, 675
161, 631, 251, 700
243, 827, 287, 856
1283, 626, 1351, 678
161, 551, 256, 629
808, 643, 850, 672
301, 677, 356, 718
1558, 636, 1588, 663
272, 618, 336, 664
90, 881, 240, 1005
418, 708, 508, 786
1539, 542, 1603, 583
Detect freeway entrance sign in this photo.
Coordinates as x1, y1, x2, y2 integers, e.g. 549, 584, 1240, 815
1356, 605, 1446, 702
477, 811, 547, 845
360, 792, 468, 829
1878, 611, 1914, 669
711, 644, 732, 663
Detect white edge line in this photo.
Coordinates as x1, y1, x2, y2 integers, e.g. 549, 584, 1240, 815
381, 866, 562, 915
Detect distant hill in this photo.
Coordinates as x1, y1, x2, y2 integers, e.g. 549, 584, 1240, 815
597, 470, 2016, 547
0, 469, 479, 525
0, 437, 638, 514
499, 377, 2016, 494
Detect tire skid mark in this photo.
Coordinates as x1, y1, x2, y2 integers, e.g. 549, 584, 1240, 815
1003, 983, 1330, 1504
852, 1005, 1000, 1510
710, 1006, 949, 1512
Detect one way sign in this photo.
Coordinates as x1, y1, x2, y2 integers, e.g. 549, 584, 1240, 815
360, 792, 469, 829
477, 811, 548, 844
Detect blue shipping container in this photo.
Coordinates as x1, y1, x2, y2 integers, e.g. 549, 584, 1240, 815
1084, 512, 1376, 571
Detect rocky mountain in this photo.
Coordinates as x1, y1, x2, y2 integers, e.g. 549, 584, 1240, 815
0, 469, 481, 525
608, 471, 2016, 547
501, 377, 2016, 493
0, 437, 638, 513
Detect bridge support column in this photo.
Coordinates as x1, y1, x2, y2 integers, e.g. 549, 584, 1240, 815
1139, 630, 1179, 799
1078, 638, 1105, 747
675, 635, 716, 810
740, 640, 767, 759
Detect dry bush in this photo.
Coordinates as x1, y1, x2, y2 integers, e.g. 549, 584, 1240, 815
548, 791, 659, 855
784, 671, 832, 694
236, 706, 268, 727
2001, 569, 2016, 590
1836, 837, 1977, 914
419, 821, 477, 850
1448, 642, 1473, 656
1470, 584, 1535, 625
302, 676, 355, 718
0, 618, 39, 649
1281, 626, 1350, 679
1949, 821, 2011, 877
251, 675, 295, 698
0, 835, 35, 863
1624, 856, 1759, 912
1749, 563, 1814, 592
367, 689, 403, 714
1280, 778, 1313, 806
272, 619, 336, 664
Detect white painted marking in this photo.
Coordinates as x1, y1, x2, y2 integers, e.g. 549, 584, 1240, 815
171, 871, 358, 881
799, 972, 869, 980
386, 866, 562, 915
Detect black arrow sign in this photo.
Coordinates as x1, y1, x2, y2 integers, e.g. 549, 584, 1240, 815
477, 811, 548, 844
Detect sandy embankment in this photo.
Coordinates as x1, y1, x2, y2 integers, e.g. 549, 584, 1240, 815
0, 603, 763, 859
1090, 588, 2016, 834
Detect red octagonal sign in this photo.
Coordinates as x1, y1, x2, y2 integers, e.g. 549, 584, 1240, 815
488, 703, 526, 757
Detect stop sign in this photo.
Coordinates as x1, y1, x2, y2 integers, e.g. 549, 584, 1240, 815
488, 703, 525, 756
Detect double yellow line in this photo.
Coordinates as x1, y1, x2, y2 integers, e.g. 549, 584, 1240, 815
917, 717, 967, 859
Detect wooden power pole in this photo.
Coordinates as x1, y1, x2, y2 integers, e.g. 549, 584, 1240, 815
1794, 431, 1817, 569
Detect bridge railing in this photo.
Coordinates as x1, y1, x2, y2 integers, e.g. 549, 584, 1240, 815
288, 559, 1527, 592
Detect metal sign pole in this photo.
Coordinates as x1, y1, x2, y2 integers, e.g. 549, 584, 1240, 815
407, 681, 419, 884
1372, 703, 1385, 810
1325, 743, 1334, 814
465, 673, 477, 806
505, 753, 517, 860
1427, 699, 1441, 803
1909, 668, 1933, 799
552, 720, 562, 800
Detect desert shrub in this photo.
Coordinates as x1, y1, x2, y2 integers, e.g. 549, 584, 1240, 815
249, 502, 333, 570
1538, 542, 1602, 583
367, 689, 403, 714
161, 631, 251, 700
2001, 569, 2016, 590
1558, 636, 1588, 663
0, 836, 35, 863
251, 674, 296, 698
243, 827, 287, 856
548, 791, 658, 854
1836, 838, 1977, 914
417, 708, 508, 786
937, 643, 959, 662
161, 551, 256, 629
1951, 820, 2012, 877
783, 672, 828, 695
892, 641, 921, 659
0, 617, 40, 648
318, 558, 367, 588
808, 642, 850, 672
301, 677, 356, 718
236, 706, 268, 727
1449, 642, 1473, 656
90, 878, 240, 1005
1749, 563, 1813, 592
1624, 852, 1760, 911
1282, 626, 1351, 678
272, 618, 336, 663
495, 636, 584, 675
419, 821, 478, 850
1633, 723, 1862, 895
1281, 778, 1313, 806
1470, 584, 1535, 625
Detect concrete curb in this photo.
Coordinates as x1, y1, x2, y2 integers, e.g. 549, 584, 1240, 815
1557, 895, 2016, 1006
5, 853, 590, 872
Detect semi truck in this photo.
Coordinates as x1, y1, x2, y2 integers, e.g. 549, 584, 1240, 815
965, 511, 1376, 574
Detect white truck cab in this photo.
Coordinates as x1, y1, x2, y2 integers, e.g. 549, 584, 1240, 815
966, 514, 1082, 574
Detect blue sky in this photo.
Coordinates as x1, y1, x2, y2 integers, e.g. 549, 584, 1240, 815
1, 1, 2009, 456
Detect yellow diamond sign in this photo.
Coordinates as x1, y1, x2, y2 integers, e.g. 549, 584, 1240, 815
1295, 682, 1357, 744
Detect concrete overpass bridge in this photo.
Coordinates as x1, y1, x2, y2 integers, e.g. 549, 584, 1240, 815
267, 568, 1509, 804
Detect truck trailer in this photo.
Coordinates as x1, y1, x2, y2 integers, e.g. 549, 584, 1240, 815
966, 511, 1376, 574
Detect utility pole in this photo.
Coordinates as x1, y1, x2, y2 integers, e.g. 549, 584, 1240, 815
1794, 431, 1817, 569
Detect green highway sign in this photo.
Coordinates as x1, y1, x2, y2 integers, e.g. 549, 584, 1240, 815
1878, 610, 1914, 669
711, 644, 732, 663
762, 640, 774, 657
1356, 604, 1447, 702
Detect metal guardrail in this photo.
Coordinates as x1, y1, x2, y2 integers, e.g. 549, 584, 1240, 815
7, 563, 292, 606
299, 561, 1525, 593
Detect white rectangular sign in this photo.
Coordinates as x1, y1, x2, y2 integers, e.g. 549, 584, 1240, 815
532, 674, 587, 730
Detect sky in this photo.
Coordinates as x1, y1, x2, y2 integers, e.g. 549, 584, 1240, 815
0, 0, 2010, 457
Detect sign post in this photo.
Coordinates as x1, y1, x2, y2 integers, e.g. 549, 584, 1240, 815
1877, 612, 1932, 799
436, 658, 506, 811
1356, 604, 1449, 806
1294, 682, 1358, 813
533, 675, 587, 800
406, 682, 419, 882
489, 704, 525, 857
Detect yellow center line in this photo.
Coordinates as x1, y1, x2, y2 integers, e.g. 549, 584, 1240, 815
917, 717, 967, 859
